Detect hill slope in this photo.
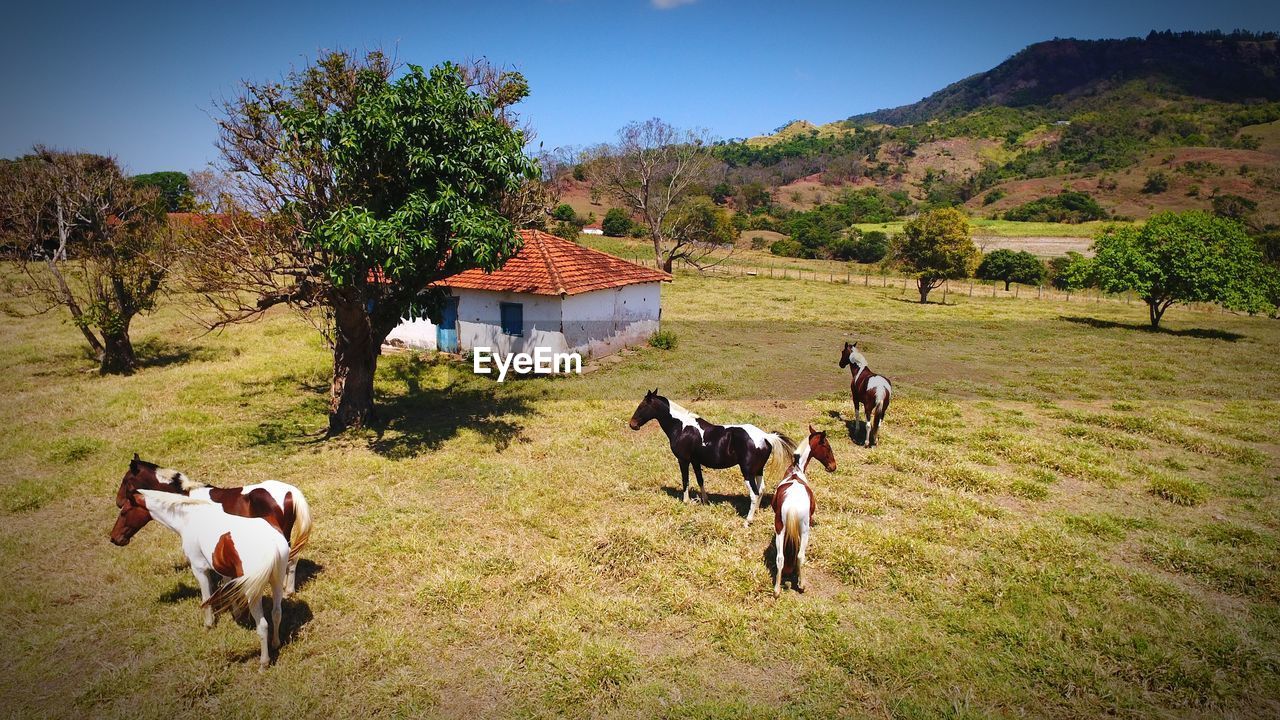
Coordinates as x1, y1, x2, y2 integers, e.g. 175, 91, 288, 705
851, 31, 1280, 126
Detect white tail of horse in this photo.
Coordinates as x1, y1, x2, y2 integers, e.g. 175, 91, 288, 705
763, 433, 796, 486
289, 489, 312, 562
204, 543, 287, 617
782, 508, 802, 573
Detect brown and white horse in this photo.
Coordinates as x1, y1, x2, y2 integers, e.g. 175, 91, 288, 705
114, 455, 312, 594
772, 426, 836, 596
629, 390, 794, 526
113, 490, 288, 669
839, 341, 892, 447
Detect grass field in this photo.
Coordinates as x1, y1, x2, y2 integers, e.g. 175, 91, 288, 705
2, 268, 1279, 718
852, 219, 1125, 239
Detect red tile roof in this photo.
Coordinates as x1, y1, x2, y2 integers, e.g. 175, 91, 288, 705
435, 229, 670, 296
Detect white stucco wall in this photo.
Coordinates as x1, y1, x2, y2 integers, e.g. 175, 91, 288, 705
561, 282, 661, 358
385, 282, 662, 359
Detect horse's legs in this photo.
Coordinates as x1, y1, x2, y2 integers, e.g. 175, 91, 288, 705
795, 519, 810, 593
742, 469, 760, 527
692, 463, 708, 505
869, 409, 883, 447
773, 530, 786, 596
250, 597, 270, 670
678, 458, 691, 503
193, 568, 215, 628
270, 581, 283, 651
286, 557, 298, 596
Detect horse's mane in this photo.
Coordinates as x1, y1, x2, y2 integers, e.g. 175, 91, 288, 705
847, 345, 869, 369
663, 397, 701, 421
137, 489, 218, 511
155, 467, 208, 492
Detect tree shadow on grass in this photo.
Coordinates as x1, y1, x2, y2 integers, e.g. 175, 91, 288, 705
1059, 315, 1245, 342
158, 581, 201, 604
368, 380, 536, 459
134, 338, 226, 369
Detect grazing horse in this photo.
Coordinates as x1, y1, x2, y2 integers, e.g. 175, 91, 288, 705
629, 389, 794, 526
772, 425, 837, 596
113, 490, 289, 669
114, 454, 312, 594
839, 341, 893, 447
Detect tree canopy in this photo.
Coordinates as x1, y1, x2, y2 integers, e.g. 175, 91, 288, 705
132, 171, 195, 212
189, 51, 538, 431
896, 208, 980, 302
977, 249, 1047, 290
1092, 211, 1274, 327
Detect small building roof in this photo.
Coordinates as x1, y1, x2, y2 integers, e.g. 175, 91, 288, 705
436, 229, 670, 296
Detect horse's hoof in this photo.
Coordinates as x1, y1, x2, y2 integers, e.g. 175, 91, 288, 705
742, 519, 751, 529
795, 585, 806, 594
773, 588, 781, 598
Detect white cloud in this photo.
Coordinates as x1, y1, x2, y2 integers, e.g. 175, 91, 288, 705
652, 0, 698, 9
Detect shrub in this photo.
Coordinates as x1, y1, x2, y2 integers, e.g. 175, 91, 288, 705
552, 203, 578, 222
1003, 191, 1109, 223
852, 231, 889, 263
749, 236, 768, 250
1142, 170, 1170, 194
770, 238, 804, 257
981, 188, 1007, 206
977, 249, 1046, 289
601, 208, 632, 237
648, 330, 677, 350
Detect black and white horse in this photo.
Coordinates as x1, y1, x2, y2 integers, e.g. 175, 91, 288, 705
839, 341, 892, 447
629, 389, 794, 526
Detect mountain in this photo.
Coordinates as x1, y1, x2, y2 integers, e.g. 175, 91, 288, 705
851, 31, 1280, 126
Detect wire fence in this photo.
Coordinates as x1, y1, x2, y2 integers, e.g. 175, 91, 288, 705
620, 252, 1237, 315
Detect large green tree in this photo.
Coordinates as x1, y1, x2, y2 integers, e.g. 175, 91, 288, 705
896, 208, 980, 302
187, 51, 538, 432
977, 248, 1047, 290
132, 171, 195, 212
1092, 211, 1274, 327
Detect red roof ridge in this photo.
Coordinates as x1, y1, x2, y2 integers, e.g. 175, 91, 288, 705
528, 230, 568, 295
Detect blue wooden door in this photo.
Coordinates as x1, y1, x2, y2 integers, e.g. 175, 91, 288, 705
437, 297, 460, 353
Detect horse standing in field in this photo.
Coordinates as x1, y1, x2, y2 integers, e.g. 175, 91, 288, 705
772, 426, 836, 596
629, 389, 795, 526
114, 455, 312, 595
839, 341, 892, 447
112, 490, 289, 669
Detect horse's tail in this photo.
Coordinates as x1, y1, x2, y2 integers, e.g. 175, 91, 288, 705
288, 488, 312, 562
763, 432, 796, 486
873, 378, 892, 415
203, 538, 285, 617
782, 508, 802, 576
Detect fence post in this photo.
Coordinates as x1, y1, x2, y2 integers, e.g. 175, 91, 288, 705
1014, 284, 1019, 298
943, 279, 949, 304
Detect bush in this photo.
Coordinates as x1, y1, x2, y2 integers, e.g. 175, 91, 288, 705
852, 231, 889, 263
1142, 170, 1170, 194
1003, 191, 1109, 223
552, 203, 578, 222
1048, 251, 1096, 290
750, 236, 768, 250
981, 188, 1007, 206
769, 238, 804, 257
602, 208, 632, 237
648, 330, 677, 350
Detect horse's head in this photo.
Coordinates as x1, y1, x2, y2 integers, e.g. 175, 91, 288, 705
839, 341, 855, 368
806, 425, 837, 473
629, 389, 665, 430
110, 490, 151, 546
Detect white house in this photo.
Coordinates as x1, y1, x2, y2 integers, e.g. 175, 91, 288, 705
582, 222, 604, 236
387, 229, 670, 359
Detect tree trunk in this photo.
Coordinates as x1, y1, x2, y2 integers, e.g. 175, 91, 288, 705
662, 255, 674, 273
918, 279, 934, 303
329, 300, 381, 434
1148, 299, 1170, 328
100, 329, 136, 375
46, 257, 105, 357
1004, 279, 1012, 291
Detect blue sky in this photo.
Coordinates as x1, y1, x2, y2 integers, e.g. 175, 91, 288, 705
2, 0, 1278, 174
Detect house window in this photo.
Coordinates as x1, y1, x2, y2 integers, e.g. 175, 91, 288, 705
500, 302, 523, 336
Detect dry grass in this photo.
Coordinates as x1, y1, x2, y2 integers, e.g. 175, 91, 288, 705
1, 265, 1279, 718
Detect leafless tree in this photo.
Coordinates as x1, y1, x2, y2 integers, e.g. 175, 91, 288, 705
0, 148, 173, 373
586, 118, 723, 272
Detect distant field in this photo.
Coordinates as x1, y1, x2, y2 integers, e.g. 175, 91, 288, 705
853, 219, 1121, 239
3, 265, 1279, 718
